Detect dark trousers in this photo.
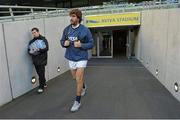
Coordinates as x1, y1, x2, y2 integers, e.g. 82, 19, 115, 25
35, 65, 46, 89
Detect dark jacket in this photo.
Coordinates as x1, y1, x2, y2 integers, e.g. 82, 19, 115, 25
28, 35, 49, 66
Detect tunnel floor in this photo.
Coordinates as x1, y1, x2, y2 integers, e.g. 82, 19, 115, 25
0, 58, 180, 119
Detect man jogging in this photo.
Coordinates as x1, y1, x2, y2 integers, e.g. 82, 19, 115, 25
60, 9, 93, 112
28, 27, 49, 93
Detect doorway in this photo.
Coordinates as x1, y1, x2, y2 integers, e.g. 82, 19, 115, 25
113, 30, 128, 58
91, 27, 137, 59
91, 31, 113, 58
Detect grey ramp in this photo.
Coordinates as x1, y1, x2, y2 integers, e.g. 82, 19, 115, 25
0, 58, 180, 119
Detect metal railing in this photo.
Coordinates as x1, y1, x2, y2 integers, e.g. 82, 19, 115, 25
80, 1, 180, 15
0, 1, 180, 22
0, 5, 68, 22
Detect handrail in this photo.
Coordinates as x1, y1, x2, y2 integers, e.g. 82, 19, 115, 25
0, 5, 68, 22
0, 1, 180, 22
0, 5, 65, 10
81, 2, 180, 15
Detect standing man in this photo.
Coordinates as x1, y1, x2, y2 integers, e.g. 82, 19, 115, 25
60, 9, 94, 112
28, 28, 49, 93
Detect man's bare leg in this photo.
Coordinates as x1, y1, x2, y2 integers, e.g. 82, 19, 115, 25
71, 69, 76, 80
70, 68, 85, 112
76, 68, 84, 96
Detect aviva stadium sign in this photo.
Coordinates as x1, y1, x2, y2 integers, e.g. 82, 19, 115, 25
85, 12, 141, 27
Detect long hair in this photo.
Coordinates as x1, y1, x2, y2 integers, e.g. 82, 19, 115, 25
69, 9, 82, 23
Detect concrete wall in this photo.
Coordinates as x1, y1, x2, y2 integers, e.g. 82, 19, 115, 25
134, 27, 141, 59
0, 23, 12, 106
165, 9, 180, 101
44, 17, 69, 80
137, 8, 180, 102
3, 19, 46, 98
0, 16, 69, 106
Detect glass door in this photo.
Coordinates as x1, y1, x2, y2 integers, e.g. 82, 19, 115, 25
91, 31, 113, 58
98, 31, 113, 58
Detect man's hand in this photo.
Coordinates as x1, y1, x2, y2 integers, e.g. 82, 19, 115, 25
74, 40, 81, 48
64, 40, 70, 47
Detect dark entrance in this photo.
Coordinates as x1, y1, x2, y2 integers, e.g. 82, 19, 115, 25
113, 30, 128, 58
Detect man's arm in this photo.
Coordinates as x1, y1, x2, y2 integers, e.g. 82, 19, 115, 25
39, 38, 49, 53
60, 27, 70, 48
80, 28, 94, 50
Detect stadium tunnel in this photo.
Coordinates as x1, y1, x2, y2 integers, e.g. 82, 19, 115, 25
84, 12, 141, 59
